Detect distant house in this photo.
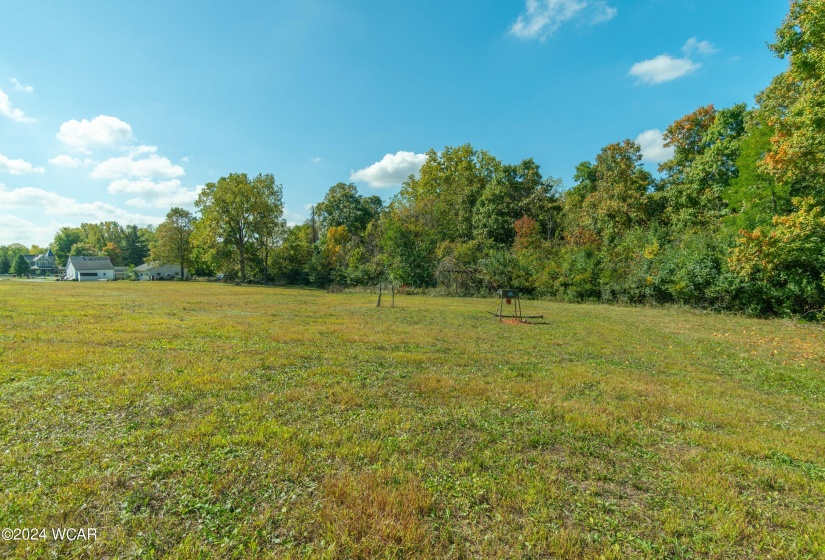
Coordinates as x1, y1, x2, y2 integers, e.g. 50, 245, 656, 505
65, 256, 115, 281
24, 248, 58, 276
134, 262, 187, 281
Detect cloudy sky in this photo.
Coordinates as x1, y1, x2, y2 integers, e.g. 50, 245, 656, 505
0, 0, 787, 246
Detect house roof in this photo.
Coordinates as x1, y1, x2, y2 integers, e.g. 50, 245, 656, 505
135, 262, 183, 272
67, 256, 115, 271
24, 249, 56, 263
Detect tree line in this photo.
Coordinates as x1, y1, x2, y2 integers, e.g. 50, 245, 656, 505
2, 1, 823, 318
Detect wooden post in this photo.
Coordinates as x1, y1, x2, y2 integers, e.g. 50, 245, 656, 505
377, 283, 382, 307
391, 283, 395, 307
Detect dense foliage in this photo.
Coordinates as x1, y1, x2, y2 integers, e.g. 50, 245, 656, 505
4, 1, 822, 318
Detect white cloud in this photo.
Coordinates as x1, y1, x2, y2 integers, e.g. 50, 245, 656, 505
635, 129, 674, 165
0, 88, 34, 123
56, 115, 134, 153
91, 146, 185, 180
350, 151, 428, 188
283, 207, 305, 226
48, 155, 94, 168
590, 2, 617, 24
0, 152, 44, 175
0, 184, 162, 226
630, 38, 717, 85
509, 0, 615, 41
0, 215, 58, 247
108, 178, 203, 209
629, 54, 700, 84
310, 157, 322, 163
682, 37, 717, 56
10, 78, 33, 93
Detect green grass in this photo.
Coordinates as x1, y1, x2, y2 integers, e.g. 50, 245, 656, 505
0, 281, 823, 559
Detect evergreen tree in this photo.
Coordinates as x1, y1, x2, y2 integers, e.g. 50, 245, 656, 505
122, 225, 150, 267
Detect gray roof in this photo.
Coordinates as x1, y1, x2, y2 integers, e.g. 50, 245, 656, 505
67, 256, 114, 271
24, 248, 56, 264
134, 262, 183, 272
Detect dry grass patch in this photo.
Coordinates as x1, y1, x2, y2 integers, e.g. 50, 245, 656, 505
320, 470, 444, 559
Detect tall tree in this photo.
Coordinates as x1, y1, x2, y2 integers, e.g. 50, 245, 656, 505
316, 183, 382, 237
150, 207, 195, 279
659, 104, 748, 229
52, 227, 83, 266
759, 0, 825, 203
0, 253, 10, 274
398, 144, 502, 242
472, 159, 554, 245
723, 112, 790, 230
121, 225, 150, 267
572, 140, 652, 243
195, 172, 284, 283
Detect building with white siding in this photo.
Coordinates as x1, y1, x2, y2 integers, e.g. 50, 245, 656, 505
134, 262, 187, 280
65, 256, 115, 281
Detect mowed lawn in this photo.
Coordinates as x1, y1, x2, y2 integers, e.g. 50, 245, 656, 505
0, 281, 823, 559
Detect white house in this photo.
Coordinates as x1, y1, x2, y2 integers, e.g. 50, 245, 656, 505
134, 262, 187, 281
65, 256, 115, 281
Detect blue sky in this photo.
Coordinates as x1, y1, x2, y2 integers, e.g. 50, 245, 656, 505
0, 0, 789, 246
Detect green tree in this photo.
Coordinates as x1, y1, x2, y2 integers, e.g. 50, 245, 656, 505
11, 254, 30, 277
723, 112, 791, 230
0, 253, 10, 274
121, 225, 150, 267
759, 0, 825, 203
380, 203, 439, 287
69, 242, 98, 256
576, 140, 652, 242
316, 182, 382, 237
80, 223, 106, 251
398, 144, 502, 242
659, 104, 748, 229
472, 159, 549, 246
53, 227, 83, 266
272, 224, 314, 284
150, 207, 195, 279
100, 242, 123, 266
195, 172, 284, 283
729, 197, 825, 316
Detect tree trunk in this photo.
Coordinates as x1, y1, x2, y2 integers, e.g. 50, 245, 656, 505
239, 244, 246, 283
264, 244, 269, 285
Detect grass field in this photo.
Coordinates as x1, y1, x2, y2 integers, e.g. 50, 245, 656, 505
0, 281, 824, 559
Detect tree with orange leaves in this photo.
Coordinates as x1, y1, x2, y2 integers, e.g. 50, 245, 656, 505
758, 0, 825, 203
